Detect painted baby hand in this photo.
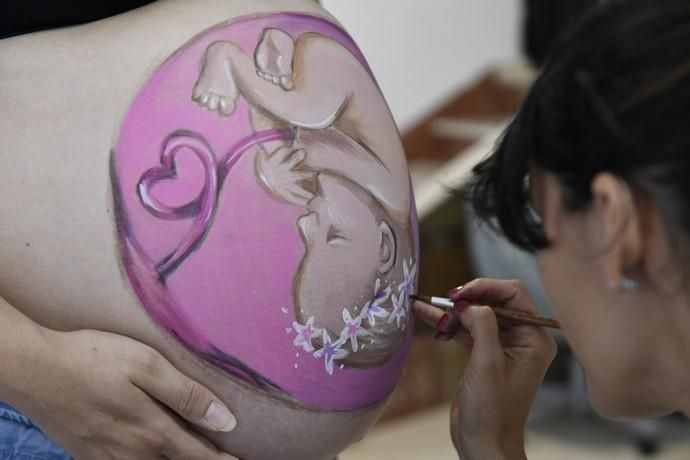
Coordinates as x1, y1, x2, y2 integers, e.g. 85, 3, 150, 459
255, 28, 296, 91
193, 42, 240, 117
256, 145, 314, 206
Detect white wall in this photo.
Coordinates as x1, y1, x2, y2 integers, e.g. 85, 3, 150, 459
321, 0, 523, 132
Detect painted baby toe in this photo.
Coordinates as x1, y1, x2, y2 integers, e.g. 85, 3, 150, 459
280, 75, 295, 91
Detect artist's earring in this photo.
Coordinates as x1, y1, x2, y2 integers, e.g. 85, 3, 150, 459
616, 277, 639, 292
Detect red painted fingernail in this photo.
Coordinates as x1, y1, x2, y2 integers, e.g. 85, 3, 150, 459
454, 299, 471, 312
434, 330, 452, 341
435, 313, 449, 331
447, 285, 464, 298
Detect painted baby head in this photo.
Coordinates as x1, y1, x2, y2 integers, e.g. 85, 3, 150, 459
295, 172, 414, 367
112, 11, 418, 424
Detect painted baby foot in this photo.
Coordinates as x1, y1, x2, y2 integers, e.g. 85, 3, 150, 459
192, 42, 240, 117
255, 28, 296, 91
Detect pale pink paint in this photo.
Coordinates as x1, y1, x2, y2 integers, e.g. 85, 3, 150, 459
112, 13, 417, 411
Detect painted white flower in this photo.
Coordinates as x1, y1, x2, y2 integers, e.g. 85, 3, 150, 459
398, 258, 417, 297
363, 278, 392, 326
313, 330, 349, 375
292, 316, 320, 352
340, 307, 371, 352
387, 290, 407, 328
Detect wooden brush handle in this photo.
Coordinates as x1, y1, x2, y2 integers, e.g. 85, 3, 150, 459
493, 306, 561, 329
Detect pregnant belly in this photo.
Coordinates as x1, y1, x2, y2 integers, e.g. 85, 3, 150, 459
0, 3, 416, 458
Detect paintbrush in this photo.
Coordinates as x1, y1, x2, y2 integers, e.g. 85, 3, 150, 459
411, 294, 561, 330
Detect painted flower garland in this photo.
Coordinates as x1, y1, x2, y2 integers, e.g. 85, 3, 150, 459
288, 258, 417, 375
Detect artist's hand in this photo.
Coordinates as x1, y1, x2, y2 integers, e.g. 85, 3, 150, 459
413, 278, 557, 460
15, 328, 239, 460
256, 145, 315, 206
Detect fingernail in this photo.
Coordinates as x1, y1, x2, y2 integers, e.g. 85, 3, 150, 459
454, 299, 471, 312
435, 313, 449, 331
448, 285, 464, 299
203, 401, 237, 432
434, 330, 452, 341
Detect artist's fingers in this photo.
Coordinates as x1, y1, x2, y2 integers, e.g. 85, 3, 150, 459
451, 327, 475, 350
412, 301, 472, 349
449, 278, 538, 314
413, 300, 459, 335
439, 313, 462, 339
457, 305, 503, 367
412, 300, 445, 327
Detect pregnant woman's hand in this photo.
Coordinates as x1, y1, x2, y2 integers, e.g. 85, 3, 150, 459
413, 278, 557, 460
20, 328, 239, 460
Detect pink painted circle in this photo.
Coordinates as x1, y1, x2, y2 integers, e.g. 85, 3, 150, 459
112, 13, 417, 411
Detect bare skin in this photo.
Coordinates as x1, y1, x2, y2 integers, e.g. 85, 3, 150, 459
0, 1, 392, 459
0, 295, 238, 459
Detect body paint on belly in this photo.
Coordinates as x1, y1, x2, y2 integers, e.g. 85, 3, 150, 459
111, 12, 419, 411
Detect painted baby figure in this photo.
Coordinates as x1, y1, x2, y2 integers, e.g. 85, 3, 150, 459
192, 22, 417, 367
195, 24, 412, 223
112, 10, 418, 458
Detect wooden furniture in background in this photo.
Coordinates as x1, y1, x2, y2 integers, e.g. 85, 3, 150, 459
379, 65, 532, 423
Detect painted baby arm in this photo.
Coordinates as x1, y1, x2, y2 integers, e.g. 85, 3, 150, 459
257, 131, 398, 217
296, 128, 404, 222
255, 144, 315, 207
193, 28, 350, 127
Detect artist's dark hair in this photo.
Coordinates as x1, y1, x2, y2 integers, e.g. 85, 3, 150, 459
470, 0, 690, 252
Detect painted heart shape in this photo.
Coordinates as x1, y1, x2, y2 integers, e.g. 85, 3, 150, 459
137, 128, 294, 279
138, 130, 220, 278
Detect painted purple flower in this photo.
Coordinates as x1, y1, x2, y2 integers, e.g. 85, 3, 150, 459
340, 308, 370, 352
292, 316, 320, 352
363, 278, 391, 326
313, 330, 349, 375
398, 258, 417, 297
387, 290, 407, 328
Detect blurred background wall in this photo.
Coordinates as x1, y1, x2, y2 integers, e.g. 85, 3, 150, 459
321, 0, 522, 131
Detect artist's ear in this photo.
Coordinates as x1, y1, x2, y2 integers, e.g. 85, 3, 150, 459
590, 173, 643, 287
378, 220, 396, 275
